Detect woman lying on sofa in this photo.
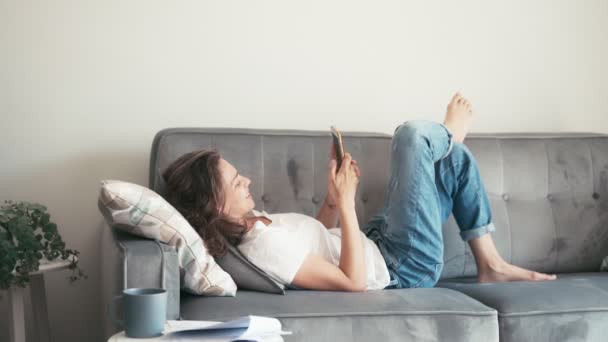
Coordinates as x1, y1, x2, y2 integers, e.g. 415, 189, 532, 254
162, 93, 557, 291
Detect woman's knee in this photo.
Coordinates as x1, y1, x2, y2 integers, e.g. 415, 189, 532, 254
443, 143, 482, 180
447, 142, 474, 163
392, 120, 436, 148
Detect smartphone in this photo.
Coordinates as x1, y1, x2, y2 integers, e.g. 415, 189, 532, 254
330, 125, 345, 170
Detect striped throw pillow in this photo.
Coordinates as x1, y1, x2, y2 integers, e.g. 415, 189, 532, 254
98, 179, 237, 296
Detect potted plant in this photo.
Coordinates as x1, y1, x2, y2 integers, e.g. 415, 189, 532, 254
0, 200, 86, 291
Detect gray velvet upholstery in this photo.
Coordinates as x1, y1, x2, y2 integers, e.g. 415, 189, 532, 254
100, 127, 608, 341
438, 273, 608, 342
215, 244, 285, 294
442, 135, 608, 278
180, 288, 498, 342
100, 225, 180, 337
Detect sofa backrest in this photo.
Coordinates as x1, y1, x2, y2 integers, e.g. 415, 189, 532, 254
149, 128, 608, 279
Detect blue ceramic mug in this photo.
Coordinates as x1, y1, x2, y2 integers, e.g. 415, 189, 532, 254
109, 288, 167, 338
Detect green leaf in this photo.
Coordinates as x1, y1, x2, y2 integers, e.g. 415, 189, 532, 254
0, 200, 86, 291
45, 223, 57, 232
40, 213, 50, 225
29, 203, 46, 212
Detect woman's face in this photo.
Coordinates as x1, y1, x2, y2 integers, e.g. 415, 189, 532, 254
218, 158, 255, 219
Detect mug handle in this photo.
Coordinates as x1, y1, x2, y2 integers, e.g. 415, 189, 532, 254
108, 295, 124, 327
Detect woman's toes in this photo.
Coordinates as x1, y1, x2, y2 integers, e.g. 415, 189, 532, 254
536, 272, 557, 280
529, 271, 556, 281
534, 272, 545, 280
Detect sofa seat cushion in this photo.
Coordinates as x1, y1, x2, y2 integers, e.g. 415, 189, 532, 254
180, 288, 498, 342
438, 272, 608, 342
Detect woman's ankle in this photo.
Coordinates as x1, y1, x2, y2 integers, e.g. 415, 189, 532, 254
477, 256, 507, 273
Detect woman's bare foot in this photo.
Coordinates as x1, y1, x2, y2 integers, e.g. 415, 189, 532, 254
443, 92, 473, 143
478, 259, 558, 283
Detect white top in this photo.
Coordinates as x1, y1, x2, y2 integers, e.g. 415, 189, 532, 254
237, 209, 390, 290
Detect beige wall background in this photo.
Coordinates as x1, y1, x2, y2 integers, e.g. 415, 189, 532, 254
1, 0, 607, 341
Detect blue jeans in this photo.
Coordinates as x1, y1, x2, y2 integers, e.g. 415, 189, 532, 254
362, 120, 496, 289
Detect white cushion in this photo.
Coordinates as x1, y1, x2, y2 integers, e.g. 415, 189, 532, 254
99, 179, 237, 296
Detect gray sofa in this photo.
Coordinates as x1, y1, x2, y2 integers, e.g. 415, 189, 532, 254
100, 127, 608, 341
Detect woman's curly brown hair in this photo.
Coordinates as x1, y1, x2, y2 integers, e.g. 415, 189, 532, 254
162, 149, 248, 257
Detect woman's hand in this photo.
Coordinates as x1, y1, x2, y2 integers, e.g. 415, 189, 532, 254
328, 151, 360, 209
326, 142, 339, 206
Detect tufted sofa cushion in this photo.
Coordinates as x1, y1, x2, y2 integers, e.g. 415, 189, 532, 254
180, 287, 499, 342
438, 272, 608, 342
442, 134, 608, 278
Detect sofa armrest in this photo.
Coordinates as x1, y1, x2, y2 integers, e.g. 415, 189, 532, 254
100, 222, 180, 338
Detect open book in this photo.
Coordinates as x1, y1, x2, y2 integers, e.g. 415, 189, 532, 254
163, 316, 291, 341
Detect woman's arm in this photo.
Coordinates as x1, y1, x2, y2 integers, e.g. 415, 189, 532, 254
315, 195, 339, 229
291, 254, 366, 292
293, 155, 367, 292
336, 203, 367, 288
315, 141, 344, 229
292, 205, 366, 291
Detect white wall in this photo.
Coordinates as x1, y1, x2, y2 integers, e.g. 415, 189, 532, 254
1, 0, 607, 341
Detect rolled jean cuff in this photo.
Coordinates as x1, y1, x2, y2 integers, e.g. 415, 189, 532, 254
439, 123, 454, 160
460, 222, 496, 241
